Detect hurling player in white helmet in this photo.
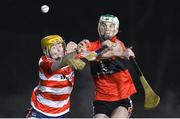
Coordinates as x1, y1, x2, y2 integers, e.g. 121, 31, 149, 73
78, 14, 137, 118
98, 14, 119, 41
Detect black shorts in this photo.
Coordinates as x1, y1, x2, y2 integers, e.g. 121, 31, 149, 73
93, 98, 133, 117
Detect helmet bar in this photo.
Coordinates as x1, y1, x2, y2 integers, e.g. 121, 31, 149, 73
99, 14, 119, 25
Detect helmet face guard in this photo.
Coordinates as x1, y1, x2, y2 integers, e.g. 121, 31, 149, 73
98, 14, 119, 41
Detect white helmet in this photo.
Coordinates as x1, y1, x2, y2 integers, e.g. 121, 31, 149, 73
98, 14, 119, 40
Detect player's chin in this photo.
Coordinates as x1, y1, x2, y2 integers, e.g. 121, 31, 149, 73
51, 56, 58, 60
51, 54, 61, 60
58, 54, 64, 59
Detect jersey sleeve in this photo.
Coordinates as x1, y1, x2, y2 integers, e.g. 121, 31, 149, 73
87, 40, 100, 51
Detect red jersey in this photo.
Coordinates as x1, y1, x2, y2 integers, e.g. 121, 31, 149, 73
87, 36, 137, 101
31, 55, 74, 117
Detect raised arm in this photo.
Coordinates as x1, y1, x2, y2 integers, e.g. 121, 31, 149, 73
51, 41, 86, 71
100, 40, 135, 59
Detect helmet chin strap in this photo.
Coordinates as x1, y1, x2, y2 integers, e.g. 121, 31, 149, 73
45, 48, 51, 58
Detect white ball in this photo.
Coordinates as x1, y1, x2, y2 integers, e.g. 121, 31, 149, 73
41, 5, 49, 13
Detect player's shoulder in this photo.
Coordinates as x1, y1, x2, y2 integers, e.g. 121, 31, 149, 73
39, 55, 54, 63
87, 39, 101, 51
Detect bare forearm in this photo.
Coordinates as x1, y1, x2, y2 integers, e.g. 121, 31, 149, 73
100, 44, 123, 58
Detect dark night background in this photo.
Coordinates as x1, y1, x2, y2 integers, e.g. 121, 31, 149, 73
0, 0, 180, 117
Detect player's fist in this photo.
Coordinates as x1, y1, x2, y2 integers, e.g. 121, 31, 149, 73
77, 39, 90, 53
102, 40, 113, 48
66, 41, 77, 54
123, 48, 135, 59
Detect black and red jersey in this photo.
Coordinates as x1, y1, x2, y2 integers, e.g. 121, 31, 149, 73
87, 36, 137, 101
